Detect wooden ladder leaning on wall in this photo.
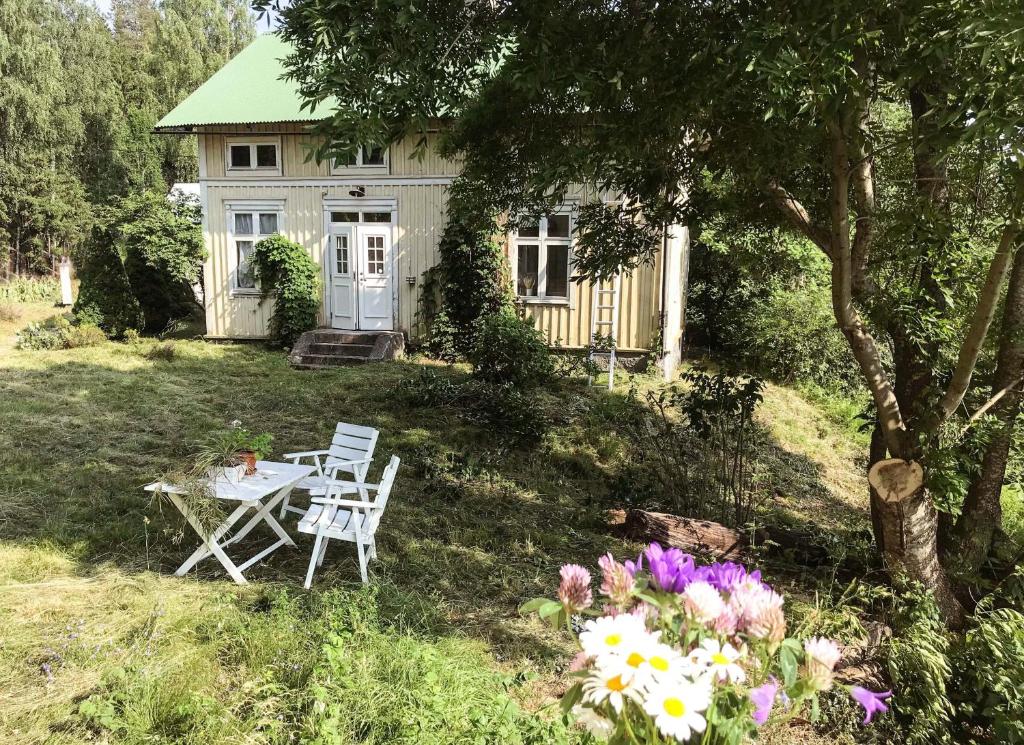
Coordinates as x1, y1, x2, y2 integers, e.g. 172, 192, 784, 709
588, 273, 621, 390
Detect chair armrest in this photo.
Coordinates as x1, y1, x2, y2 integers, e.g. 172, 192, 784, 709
322, 478, 380, 491
324, 457, 373, 469
284, 450, 331, 459
311, 497, 382, 510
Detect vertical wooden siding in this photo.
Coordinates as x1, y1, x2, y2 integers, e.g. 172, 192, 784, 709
203, 181, 448, 338
200, 124, 460, 179
199, 129, 661, 349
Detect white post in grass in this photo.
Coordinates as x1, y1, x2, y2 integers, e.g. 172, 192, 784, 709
59, 256, 73, 306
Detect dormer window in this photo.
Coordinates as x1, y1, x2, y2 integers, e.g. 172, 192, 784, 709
331, 145, 389, 174
226, 137, 281, 175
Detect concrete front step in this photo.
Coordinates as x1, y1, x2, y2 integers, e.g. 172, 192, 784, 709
310, 332, 377, 345
307, 342, 376, 357
293, 353, 370, 367
289, 328, 405, 368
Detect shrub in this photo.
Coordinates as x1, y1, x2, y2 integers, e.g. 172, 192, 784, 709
0, 276, 61, 303
0, 303, 21, 323
400, 368, 550, 444
145, 341, 176, 362
117, 190, 204, 331
123, 328, 141, 344
65, 323, 107, 348
421, 207, 514, 359
251, 234, 320, 347
73, 222, 144, 338
468, 312, 554, 389
16, 315, 106, 350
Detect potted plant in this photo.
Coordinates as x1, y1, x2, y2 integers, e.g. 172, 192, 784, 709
214, 422, 274, 477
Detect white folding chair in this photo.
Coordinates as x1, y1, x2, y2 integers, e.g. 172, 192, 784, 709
280, 422, 379, 519
297, 455, 400, 588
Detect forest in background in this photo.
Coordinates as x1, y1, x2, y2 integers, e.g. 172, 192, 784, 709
0, 0, 255, 277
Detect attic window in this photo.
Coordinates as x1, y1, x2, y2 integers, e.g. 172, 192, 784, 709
226, 138, 281, 174
331, 145, 389, 174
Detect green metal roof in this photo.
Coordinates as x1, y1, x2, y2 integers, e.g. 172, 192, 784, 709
154, 34, 335, 131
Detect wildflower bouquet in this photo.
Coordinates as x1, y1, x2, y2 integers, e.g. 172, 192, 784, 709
522, 544, 891, 744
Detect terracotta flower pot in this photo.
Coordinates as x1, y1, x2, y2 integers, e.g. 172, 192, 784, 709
237, 450, 258, 476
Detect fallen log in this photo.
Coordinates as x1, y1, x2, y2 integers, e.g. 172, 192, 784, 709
619, 509, 871, 574
623, 510, 747, 560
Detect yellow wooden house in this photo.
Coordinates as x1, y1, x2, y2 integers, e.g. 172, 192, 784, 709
155, 34, 689, 378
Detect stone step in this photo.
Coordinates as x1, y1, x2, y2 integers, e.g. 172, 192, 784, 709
310, 332, 379, 345
307, 342, 375, 357
295, 354, 370, 367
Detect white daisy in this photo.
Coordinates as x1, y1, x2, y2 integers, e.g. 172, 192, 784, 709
691, 638, 746, 684
622, 639, 687, 689
572, 705, 615, 738
583, 661, 642, 712
579, 613, 650, 661
643, 678, 712, 742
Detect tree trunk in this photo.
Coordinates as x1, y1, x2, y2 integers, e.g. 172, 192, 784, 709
947, 239, 1024, 575
869, 459, 965, 627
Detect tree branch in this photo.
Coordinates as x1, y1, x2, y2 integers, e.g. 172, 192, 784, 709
762, 180, 833, 258
826, 117, 907, 457
935, 223, 1021, 426
849, 46, 876, 297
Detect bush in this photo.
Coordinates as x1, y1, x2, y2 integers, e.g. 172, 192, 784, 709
144, 341, 176, 362
0, 276, 60, 303
0, 303, 21, 323
400, 368, 550, 444
73, 223, 144, 338
251, 234, 320, 347
117, 191, 204, 331
65, 323, 108, 348
421, 208, 514, 359
16, 315, 107, 350
468, 312, 554, 389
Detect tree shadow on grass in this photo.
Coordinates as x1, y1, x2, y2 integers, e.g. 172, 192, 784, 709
0, 344, 871, 666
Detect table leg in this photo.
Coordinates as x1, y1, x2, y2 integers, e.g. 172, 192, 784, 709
172, 498, 248, 580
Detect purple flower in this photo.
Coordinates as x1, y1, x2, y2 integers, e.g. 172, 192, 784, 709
706, 561, 762, 592
644, 543, 697, 593
750, 679, 780, 725
849, 686, 891, 724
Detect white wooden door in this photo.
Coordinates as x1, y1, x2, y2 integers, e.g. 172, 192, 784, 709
328, 226, 356, 330
356, 226, 394, 331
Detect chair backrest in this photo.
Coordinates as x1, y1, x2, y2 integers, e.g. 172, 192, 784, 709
366, 455, 400, 535
325, 422, 379, 480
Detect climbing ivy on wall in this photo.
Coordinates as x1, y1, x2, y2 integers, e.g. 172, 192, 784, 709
424, 202, 514, 360
251, 235, 321, 347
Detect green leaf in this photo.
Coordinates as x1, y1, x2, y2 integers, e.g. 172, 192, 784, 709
519, 597, 552, 615
560, 682, 584, 715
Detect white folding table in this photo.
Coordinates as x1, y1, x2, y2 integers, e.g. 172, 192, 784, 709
145, 460, 315, 584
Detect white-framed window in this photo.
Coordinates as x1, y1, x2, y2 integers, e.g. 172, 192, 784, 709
511, 213, 572, 303
225, 137, 281, 175
229, 204, 282, 293
330, 144, 389, 174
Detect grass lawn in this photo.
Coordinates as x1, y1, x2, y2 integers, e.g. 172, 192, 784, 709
0, 307, 872, 744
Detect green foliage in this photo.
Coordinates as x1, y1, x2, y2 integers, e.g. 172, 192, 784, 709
73, 222, 144, 338
885, 583, 955, 744
0, 276, 60, 303
0, 0, 254, 275
400, 368, 550, 444
251, 234, 321, 347
468, 312, 554, 389
117, 191, 204, 331
620, 369, 767, 525
423, 208, 514, 359
688, 217, 861, 391
16, 315, 107, 350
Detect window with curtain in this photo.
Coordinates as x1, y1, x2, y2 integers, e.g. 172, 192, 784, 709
512, 213, 572, 302
231, 210, 279, 291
